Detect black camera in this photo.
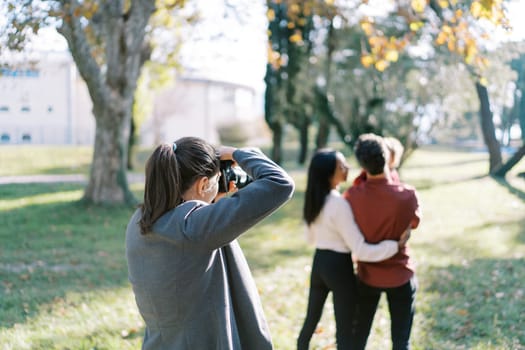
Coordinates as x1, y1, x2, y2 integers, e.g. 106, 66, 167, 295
218, 160, 253, 193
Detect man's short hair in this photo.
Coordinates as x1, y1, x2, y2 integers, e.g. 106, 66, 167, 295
354, 133, 386, 175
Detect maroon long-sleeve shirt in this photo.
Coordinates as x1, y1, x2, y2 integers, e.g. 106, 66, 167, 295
343, 176, 420, 288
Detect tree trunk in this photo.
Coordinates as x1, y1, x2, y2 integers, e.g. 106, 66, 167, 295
58, 0, 155, 204
264, 63, 284, 164
316, 118, 330, 149
475, 81, 502, 173
316, 18, 335, 150
298, 121, 309, 165
271, 123, 283, 164
492, 144, 525, 177
518, 92, 525, 144
314, 86, 351, 148
127, 116, 136, 170
84, 101, 135, 203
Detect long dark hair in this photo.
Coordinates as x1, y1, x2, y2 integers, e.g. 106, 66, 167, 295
303, 149, 337, 225
139, 136, 220, 234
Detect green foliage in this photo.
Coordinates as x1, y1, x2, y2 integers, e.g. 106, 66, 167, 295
1, 146, 525, 349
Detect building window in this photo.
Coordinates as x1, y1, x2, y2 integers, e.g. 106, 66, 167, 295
0, 106, 8, 112
21, 106, 31, 112
0, 68, 39, 78
21, 133, 31, 142
1, 133, 10, 142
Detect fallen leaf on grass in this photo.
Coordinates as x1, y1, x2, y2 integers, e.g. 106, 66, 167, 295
456, 309, 469, 316
121, 328, 138, 338
314, 326, 325, 334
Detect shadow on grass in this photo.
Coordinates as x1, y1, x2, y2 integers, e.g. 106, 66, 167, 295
405, 157, 488, 170
0, 183, 84, 201
408, 174, 488, 191
463, 217, 525, 246
492, 176, 525, 202
420, 257, 525, 348
0, 184, 136, 328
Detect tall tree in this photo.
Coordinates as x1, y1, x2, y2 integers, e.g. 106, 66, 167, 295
265, 0, 339, 164
265, 0, 512, 171
2, 0, 187, 204
493, 50, 525, 176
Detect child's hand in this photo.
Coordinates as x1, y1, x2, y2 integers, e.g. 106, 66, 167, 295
398, 226, 411, 248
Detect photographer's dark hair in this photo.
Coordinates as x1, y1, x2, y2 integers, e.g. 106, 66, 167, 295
139, 136, 220, 235
303, 149, 337, 225
354, 133, 386, 176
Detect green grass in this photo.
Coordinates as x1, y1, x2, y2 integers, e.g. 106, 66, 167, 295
0, 145, 525, 349
0, 145, 154, 177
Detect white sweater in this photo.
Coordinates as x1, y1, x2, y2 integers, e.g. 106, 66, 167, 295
305, 190, 398, 262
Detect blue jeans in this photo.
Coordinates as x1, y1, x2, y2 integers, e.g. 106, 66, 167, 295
353, 276, 417, 350
297, 249, 357, 350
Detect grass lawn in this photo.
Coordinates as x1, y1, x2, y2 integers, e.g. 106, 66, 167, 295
0, 145, 524, 349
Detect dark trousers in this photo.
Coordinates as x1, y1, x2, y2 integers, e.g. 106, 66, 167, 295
353, 277, 417, 350
297, 249, 357, 350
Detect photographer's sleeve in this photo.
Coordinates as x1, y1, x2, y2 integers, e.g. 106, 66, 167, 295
180, 148, 295, 250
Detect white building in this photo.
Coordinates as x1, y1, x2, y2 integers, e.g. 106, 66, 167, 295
142, 77, 264, 145
0, 51, 95, 145
0, 52, 267, 146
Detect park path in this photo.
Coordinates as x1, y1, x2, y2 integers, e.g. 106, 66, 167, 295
0, 173, 145, 185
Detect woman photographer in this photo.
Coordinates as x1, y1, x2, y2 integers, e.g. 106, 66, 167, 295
126, 136, 294, 350
297, 149, 408, 350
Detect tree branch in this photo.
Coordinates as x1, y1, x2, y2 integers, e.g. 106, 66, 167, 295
58, 0, 107, 107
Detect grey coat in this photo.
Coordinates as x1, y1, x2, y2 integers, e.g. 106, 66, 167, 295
126, 148, 294, 350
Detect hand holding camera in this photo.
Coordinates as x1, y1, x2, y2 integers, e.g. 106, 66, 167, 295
215, 146, 253, 193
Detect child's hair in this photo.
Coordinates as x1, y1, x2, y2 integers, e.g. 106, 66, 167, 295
139, 136, 220, 234
303, 149, 337, 225
384, 136, 404, 169
354, 133, 386, 175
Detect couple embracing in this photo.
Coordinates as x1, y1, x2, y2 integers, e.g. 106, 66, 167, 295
298, 133, 421, 350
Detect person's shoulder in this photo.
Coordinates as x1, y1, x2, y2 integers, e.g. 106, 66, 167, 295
324, 190, 339, 204
393, 182, 418, 201
162, 200, 208, 221
326, 191, 351, 210
397, 182, 417, 193
344, 182, 365, 196
178, 200, 208, 212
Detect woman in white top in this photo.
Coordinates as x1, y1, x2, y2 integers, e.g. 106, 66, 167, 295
297, 149, 408, 350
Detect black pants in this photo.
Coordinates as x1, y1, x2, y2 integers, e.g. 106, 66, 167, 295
353, 277, 418, 350
297, 249, 357, 350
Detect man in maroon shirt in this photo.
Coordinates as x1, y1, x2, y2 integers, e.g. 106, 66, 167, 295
343, 133, 421, 350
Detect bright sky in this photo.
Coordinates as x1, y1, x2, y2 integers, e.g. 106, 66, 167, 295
502, 0, 525, 40
177, 0, 267, 91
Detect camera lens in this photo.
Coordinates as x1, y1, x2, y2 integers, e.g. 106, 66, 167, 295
218, 160, 252, 193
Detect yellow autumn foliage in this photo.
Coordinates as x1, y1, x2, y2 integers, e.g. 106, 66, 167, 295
360, 54, 374, 68
410, 0, 427, 13
360, 22, 374, 36
289, 32, 303, 44
267, 9, 275, 21
374, 59, 388, 72
436, 32, 447, 45
385, 50, 399, 62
